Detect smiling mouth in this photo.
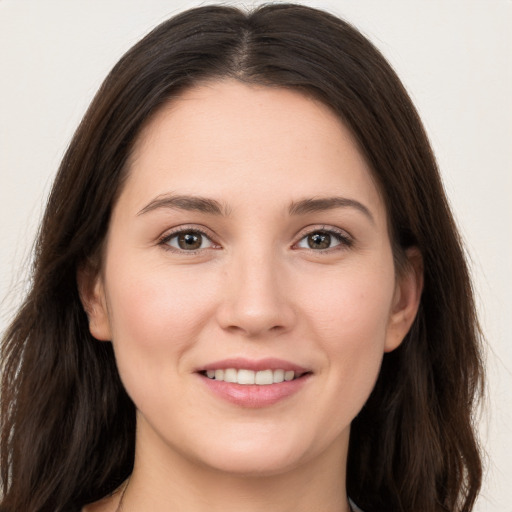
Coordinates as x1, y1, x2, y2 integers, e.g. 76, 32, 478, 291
198, 364, 312, 407
200, 368, 310, 385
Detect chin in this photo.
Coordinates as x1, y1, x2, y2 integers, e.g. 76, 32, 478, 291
200, 450, 304, 478
186, 430, 319, 478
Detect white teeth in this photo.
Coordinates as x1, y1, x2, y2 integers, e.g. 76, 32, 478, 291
204, 368, 299, 385
273, 369, 284, 383
255, 369, 273, 385
224, 368, 237, 383
237, 369, 255, 385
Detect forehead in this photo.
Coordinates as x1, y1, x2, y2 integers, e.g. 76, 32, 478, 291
122, 79, 385, 222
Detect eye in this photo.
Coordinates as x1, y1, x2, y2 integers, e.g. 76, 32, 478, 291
295, 229, 351, 251
162, 230, 215, 251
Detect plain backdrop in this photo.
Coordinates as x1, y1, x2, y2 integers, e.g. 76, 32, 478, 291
0, 1, 511, 510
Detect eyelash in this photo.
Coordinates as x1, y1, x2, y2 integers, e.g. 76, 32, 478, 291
158, 225, 353, 254
158, 226, 218, 254
294, 226, 353, 253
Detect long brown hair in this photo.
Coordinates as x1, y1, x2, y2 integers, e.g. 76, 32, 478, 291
0, 4, 483, 511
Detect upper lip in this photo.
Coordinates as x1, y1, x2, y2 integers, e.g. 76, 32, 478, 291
197, 357, 310, 374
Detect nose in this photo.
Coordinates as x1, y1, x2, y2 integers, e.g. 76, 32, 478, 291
216, 249, 296, 338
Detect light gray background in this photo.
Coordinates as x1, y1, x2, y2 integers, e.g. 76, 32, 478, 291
0, 1, 511, 510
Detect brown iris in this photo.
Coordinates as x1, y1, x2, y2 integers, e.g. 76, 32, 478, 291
307, 232, 332, 249
177, 232, 203, 250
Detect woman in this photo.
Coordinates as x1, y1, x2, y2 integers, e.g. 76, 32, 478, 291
0, 4, 483, 512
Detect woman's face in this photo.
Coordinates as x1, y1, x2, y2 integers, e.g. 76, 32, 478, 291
84, 80, 420, 477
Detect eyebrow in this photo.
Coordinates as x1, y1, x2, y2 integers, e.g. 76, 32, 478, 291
137, 193, 374, 224
288, 196, 375, 224
137, 194, 231, 216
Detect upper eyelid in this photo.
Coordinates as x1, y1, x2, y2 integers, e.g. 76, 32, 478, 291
294, 224, 352, 240
159, 224, 217, 242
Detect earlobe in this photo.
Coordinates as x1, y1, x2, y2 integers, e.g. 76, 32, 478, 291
77, 265, 112, 341
385, 247, 424, 353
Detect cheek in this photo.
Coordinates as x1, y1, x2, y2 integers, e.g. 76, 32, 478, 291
302, 260, 395, 342
103, 259, 222, 404
298, 261, 395, 415
103, 259, 223, 417
106, 262, 217, 349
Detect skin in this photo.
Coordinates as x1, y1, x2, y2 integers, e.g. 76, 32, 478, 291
81, 80, 422, 512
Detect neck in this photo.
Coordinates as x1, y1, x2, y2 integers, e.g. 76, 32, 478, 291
121, 419, 351, 512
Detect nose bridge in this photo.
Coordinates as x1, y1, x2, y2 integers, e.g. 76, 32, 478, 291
217, 242, 294, 337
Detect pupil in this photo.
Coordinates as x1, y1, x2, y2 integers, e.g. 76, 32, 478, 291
308, 232, 330, 249
178, 232, 201, 250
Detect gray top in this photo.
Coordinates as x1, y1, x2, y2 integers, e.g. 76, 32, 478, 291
349, 498, 365, 512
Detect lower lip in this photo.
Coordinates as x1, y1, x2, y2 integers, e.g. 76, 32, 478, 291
199, 373, 311, 408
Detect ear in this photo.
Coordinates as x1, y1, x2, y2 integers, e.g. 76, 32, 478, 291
385, 247, 424, 353
77, 264, 111, 341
